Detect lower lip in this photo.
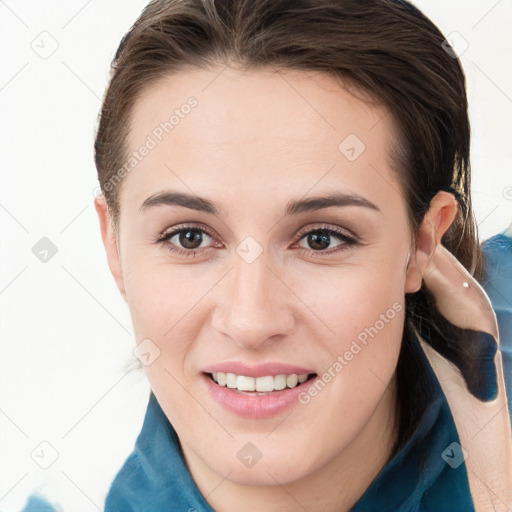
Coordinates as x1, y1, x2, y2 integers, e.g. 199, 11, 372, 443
201, 373, 317, 419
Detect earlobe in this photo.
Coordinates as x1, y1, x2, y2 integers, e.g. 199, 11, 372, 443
94, 197, 127, 301
404, 191, 459, 294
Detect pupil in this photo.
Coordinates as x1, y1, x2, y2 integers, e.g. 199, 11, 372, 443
179, 230, 202, 249
177, 230, 332, 251
308, 231, 330, 251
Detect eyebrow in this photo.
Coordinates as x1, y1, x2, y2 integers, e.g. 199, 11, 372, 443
139, 190, 380, 216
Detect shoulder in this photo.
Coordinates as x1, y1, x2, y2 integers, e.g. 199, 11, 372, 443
481, 229, 512, 420
103, 451, 147, 512
481, 230, 512, 345
481, 230, 512, 281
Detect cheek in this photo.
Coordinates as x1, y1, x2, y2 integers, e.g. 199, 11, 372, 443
301, 260, 406, 391
296, 266, 406, 442
122, 264, 206, 410
304, 259, 406, 338
122, 256, 215, 369
123, 240, 408, 350
123, 249, 194, 327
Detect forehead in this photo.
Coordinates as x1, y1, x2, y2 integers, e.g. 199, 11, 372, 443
123, 66, 403, 211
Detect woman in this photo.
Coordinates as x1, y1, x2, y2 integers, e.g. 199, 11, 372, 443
23, 0, 512, 510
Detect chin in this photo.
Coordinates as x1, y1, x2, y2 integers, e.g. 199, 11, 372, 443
201, 439, 322, 487
222, 460, 310, 487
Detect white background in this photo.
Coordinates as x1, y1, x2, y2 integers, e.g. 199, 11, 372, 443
1, 1, 511, 511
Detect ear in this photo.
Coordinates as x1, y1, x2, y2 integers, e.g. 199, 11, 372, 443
404, 191, 459, 294
94, 196, 127, 301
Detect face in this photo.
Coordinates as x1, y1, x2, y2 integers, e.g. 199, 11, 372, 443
102, 66, 421, 486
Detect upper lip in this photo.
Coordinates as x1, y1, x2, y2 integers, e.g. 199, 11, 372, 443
202, 361, 316, 378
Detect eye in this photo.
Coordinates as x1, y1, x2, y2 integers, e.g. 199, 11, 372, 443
294, 226, 358, 256
156, 223, 359, 258
156, 224, 220, 257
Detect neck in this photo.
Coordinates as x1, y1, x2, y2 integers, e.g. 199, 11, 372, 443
181, 379, 398, 512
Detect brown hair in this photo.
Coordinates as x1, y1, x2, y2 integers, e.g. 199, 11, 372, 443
95, 0, 482, 455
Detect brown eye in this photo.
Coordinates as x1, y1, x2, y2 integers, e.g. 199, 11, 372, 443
304, 230, 333, 251
157, 225, 218, 256
176, 229, 205, 249
298, 228, 354, 253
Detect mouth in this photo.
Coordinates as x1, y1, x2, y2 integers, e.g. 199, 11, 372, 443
204, 371, 318, 395
201, 362, 320, 418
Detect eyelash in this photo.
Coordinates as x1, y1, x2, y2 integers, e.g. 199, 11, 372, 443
155, 223, 359, 258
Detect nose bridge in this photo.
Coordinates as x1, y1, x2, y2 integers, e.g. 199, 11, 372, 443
213, 248, 294, 347
232, 251, 271, 310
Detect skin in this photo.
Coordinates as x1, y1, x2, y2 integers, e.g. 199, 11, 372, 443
95, 66, 457, 512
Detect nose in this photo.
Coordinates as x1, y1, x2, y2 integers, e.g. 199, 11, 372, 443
211, 250, 295, 350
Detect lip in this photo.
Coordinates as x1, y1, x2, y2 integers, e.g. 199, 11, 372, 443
201, 361, 315, 378
200, 368, 318, 419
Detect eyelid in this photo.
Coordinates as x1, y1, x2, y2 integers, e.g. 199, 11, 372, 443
156, 222, 360, 255
292, 223, 360, 245
157, 222, 358, 242
156, 222, 219, 244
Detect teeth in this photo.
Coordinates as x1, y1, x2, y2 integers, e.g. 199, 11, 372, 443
255, 375, 275, 392
274, 374, 287, 391
211, 372, 311, 392
286, 374, 298, 388
236, 375, 255, 391
226, 372, 237, 389
217, 372, 227, 386
298, 374, 308, 383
